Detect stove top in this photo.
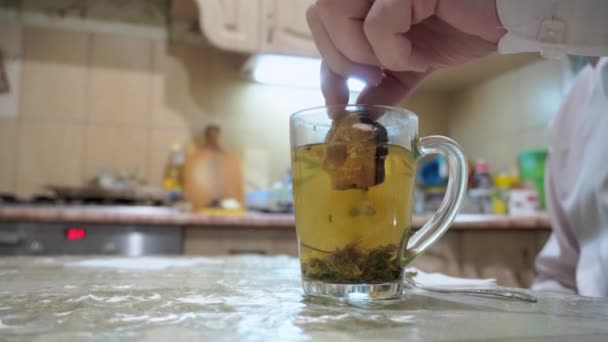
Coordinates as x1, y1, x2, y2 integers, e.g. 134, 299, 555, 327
0, 193, 165, 207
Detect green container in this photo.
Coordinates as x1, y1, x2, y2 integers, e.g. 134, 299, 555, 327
519, 149, 548, 209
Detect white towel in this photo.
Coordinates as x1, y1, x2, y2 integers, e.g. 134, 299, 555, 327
407, 268, 497, 288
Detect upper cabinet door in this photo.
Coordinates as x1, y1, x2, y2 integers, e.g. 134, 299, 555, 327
261, 0, 318, 57
195, 0, 260, 53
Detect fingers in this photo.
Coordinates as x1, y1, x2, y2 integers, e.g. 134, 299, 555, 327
322, 17, 379, 66
309, 0, 439, 107
405, 17, 498, 69
364, 0, 435, 72
320, 61, 349, 118
356, 70, 431, 106
314, 0, 371, 17
435, 0, 506, 43
316, 0, 378, 66
307, 4, 383, 87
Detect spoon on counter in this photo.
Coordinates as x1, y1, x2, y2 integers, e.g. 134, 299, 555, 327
404, 276, 538, 303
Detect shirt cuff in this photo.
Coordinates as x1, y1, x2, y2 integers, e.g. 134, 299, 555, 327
496, 0, 608, 57
496, 0, 560, 56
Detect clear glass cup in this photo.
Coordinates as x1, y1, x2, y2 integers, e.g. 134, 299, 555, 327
290, 105, 467, 299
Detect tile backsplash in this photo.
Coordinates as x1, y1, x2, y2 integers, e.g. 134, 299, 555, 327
20, 28, 88, 122
17, 121, 84, 195
448, 59, 571, 173
88, 33, 154, 125
0, 24, 570, 197
0, 25, 451, 197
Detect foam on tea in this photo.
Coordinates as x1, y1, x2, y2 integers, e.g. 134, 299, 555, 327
292, 112, 415, 284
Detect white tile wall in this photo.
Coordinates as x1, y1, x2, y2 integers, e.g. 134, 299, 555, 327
448, 59, 568, 172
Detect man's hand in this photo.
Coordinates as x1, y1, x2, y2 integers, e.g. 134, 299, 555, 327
307, 0, 507, 105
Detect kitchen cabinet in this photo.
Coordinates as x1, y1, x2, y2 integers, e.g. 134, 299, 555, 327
196, 0, 261, 53
184, 226, 298, 256
185, 226, 550, 289
460, 231, 540, 288
196, 0, 318, 56
411, 230, 551, 288
260, 0, 318, 57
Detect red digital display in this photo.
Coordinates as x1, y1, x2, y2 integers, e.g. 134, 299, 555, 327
65, 228, 86, 240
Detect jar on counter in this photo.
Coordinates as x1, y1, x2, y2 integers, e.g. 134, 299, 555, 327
519, 150, 548, 209
492, 174, 513, 215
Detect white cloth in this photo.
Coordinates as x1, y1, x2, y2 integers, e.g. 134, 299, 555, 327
496, 2, 608, 297
497, 0, 608, 57
407, 268, 496, 289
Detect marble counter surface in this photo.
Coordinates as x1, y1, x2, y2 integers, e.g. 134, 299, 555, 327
0, 205, 551, 230
0, 256, 606, 341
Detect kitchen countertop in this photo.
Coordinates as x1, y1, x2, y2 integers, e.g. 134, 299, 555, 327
0, 256, 606, 341
0, 205, 551, 230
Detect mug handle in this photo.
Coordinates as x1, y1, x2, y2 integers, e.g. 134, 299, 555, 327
402, 136, 468, 265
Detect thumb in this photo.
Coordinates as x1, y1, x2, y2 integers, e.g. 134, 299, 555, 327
320, 61, 351, 119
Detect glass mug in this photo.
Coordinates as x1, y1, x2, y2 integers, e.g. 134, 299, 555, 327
290, 105, 467, 299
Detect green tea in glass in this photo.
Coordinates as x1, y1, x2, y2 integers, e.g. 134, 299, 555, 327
290, 105, 467, 299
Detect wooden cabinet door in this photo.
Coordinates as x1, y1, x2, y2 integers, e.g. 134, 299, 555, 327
260, 0, 318, 57
195, 0, 260, 52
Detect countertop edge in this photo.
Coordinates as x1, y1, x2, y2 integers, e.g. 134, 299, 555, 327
0, 206, 551, 230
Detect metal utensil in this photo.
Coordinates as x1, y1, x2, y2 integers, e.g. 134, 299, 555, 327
404, 276, 538, 303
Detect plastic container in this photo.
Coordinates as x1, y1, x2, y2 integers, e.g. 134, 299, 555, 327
509, 189, 540, 216
417, 155, 448, 188
162, 142, 185, 192
492, 174, 512, 215
469, 159, 494, 214
473, 159, 493, 189
518, 150, 548, 209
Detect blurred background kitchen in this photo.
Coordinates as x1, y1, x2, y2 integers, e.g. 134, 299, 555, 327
0, 1, 584, 288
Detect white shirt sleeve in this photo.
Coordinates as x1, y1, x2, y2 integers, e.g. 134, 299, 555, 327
530, 59, 606, 296
496, 0, 608, 58
532, 166, 579, 294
